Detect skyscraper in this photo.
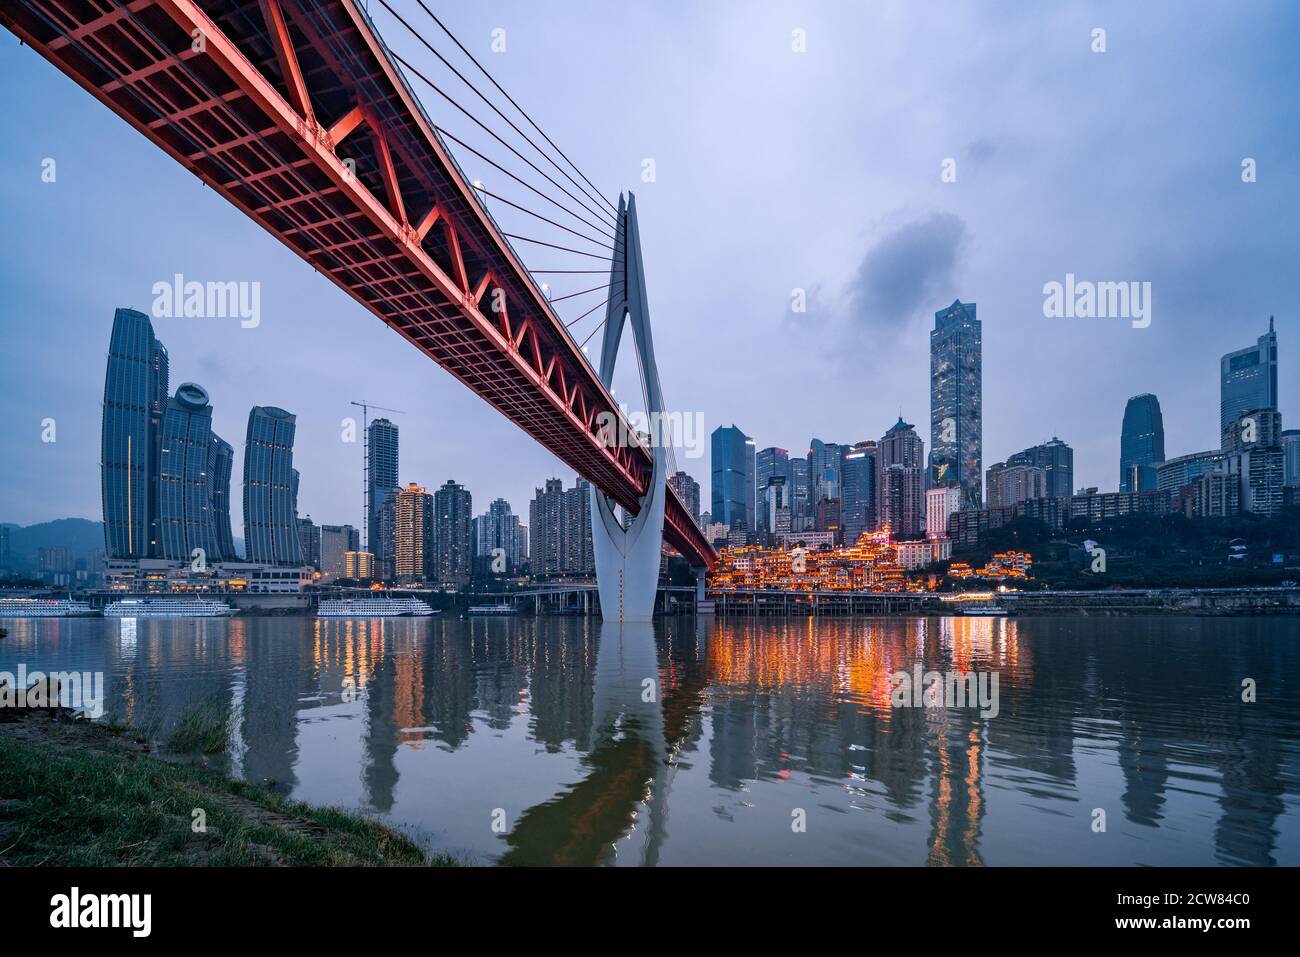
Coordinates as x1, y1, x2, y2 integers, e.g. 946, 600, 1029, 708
668, 470, 701, 524
877, 418, 925, 538
529, 478, 593, 577
930, 299, 982, 509
101, 307, 168, 558
1220, 317, 1278, 434
297, 515, 321, 570
208, 436, 236, 560
1120, 394, 1165, 492
395, 482, 433, 581
319, 523, 360, 579
377, 485, 400, 581
986, 462, 1047, 507
367, 418, 399, 575
807, 439, 843, 504
156, 383, 229, 562
788, 457, 811, 532
759, 475, 791, 542
711, 425, 754, 529
1005, 437, 1073, 500
243, 406, 302, 565
475, 498, 524, 574
840, 440, 877, 545
433, 480, 473, 585
754, 447, 790, 538
1223, 409, 1285, 516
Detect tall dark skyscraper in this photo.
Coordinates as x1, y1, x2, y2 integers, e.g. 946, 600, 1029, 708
208, 436, 236, 560
156, 382, 233, 562
711, 425, 754, 529
101, 307, 168, 558
367, 417, 399, 575
841, 439, 877, 545
1220, 317, 1278, 433
1120, 394, 1165, 492
433, 479, 473, 584
243, 406, 302, 565
930, 299, 982, 509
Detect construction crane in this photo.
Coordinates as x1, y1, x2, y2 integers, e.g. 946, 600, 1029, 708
350, 399, 405, 554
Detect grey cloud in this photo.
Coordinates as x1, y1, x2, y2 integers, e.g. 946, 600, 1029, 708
844, 211, 970, 338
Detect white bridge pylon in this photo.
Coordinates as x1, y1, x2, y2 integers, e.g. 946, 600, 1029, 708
589, 193, 667, 621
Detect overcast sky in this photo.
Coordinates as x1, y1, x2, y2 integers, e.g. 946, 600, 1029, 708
1, 0, 1297, 531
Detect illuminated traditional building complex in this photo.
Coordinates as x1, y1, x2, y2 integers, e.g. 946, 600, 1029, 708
709, 528, 927, 593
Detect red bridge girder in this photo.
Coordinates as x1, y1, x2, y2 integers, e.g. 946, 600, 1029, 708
4, 0, 715, 568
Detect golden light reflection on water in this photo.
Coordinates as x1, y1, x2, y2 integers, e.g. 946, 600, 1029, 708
705, 616, 1026, 712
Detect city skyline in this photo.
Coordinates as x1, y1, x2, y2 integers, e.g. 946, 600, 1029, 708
2, 2, 1298, 530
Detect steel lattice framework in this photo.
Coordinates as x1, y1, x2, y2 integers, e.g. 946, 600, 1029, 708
3, 0, 715, 568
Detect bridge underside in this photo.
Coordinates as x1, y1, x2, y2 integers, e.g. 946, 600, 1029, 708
3, 0, 715, 570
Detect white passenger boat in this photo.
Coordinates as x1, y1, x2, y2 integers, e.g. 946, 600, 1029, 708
468, 604, 515, 617
956, 604, 1008, 616
0, 597, 97, 618
104, 597, 237, 618
317, 596, 436, 618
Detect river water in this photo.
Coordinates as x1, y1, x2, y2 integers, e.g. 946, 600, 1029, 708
2, 614, 1298, 866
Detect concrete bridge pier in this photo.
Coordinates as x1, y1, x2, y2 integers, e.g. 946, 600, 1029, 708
589, 193, 667, 622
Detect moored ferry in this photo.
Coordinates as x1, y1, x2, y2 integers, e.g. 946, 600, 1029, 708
955, 604, 1008, 616
0, 597, 97, 618
468, 604, 515, 617
317, 596, 436, 618
104, 597, 237, 618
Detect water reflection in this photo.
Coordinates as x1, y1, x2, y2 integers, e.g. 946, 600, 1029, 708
1, 615, 1297, 866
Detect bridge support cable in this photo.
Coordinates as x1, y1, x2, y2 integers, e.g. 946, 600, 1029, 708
400, 0, 621, 219
386, 48, 617, 237
429, 124, 619, 240
470, 185, 618, 250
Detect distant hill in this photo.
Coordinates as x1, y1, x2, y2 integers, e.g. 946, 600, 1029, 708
2, 518, 104, 571
1, 520, 245, 571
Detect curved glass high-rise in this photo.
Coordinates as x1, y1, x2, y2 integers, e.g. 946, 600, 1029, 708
243, 406, 302, 565
157, 383, 219, 561
101, 307, 168, 558
1120, 394, 1165, 492
208, 435, 236, 560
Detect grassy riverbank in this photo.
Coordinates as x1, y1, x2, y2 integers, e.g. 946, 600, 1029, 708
0, 711, 456, 866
